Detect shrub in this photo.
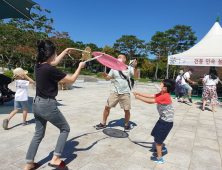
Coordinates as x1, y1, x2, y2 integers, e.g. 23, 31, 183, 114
3, 70, 35, 80
96, 73, 103, 79
80, 70, 95, 75
27, 73, 35, 80
3, 70, 13, 78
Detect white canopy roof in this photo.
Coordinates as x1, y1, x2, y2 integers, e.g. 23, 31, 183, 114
168, 22, 222, 66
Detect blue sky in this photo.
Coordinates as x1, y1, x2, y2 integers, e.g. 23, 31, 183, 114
33, 0, 222, 58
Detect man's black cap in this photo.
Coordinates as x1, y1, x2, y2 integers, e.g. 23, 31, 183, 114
189, 68, 194, 72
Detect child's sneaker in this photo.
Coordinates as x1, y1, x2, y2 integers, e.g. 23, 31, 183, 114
2, 119, 9, 130
22, 121, 30, 126
153, 146, 167, 153
154, 157, 164, 164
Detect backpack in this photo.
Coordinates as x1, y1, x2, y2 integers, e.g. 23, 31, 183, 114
177, 75, 183, 86
119, 71, 134, 90
183, 73, 189, 83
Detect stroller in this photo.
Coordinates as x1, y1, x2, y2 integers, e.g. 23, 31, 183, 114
0, 74, 14, 105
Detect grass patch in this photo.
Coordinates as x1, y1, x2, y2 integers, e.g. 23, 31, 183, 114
134, 78, 163, 83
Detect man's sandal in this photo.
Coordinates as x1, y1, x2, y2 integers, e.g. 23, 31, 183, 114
48, 160, 66, 169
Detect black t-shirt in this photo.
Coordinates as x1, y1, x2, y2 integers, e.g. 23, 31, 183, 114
35, 63, 66, 98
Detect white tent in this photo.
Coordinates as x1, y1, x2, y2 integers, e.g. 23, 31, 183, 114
167, 21, 222, 67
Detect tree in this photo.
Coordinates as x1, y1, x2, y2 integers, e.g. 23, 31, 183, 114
149, 31, 169, 80
114, 35, 148, 60
86, 43, 102, 52
166, 25, 197, 55
102, 45, 119, 58
149, 25, 197, 80
0, 5, 54, 68
166, 25, 197, 78
50, 32, 82, 72
140, 59, 155, 78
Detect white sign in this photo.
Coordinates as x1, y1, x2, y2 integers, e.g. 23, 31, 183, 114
168, 56, 222, 66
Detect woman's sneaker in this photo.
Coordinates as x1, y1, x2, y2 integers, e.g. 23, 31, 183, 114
154, 157, 164, 164
2, 119, 9, 130
153, 146, 167, 153
95, 123, 106, 130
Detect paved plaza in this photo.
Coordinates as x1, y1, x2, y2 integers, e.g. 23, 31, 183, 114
0, 81, 222, 170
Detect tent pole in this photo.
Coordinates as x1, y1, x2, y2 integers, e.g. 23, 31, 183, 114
166, 57, 169, 79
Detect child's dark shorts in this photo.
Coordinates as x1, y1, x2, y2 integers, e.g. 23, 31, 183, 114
151, 118, 173, 144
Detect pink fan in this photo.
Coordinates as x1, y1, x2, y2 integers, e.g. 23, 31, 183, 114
70, 48, 127, 71
90, 52, 127, 71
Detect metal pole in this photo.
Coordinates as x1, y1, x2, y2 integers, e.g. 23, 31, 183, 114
166, 57, 169, 79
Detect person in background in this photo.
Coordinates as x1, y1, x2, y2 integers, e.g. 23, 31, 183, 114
2, 84, 15, 97
8, 64, 11, 71
174, 70, 184, 101
181, 68, 196, 103
2, 68, 35, 130
201, 74, 207, 94
202, 68, 220, 112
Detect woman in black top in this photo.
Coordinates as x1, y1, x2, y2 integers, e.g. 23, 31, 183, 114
24, 40, 85, 170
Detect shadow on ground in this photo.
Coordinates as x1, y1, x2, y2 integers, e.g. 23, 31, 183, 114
37, 132, 108, 170
73, 86, 83, 89
0, 97, 65, 113
107, 118, 137, 129
7, 118, 35, 130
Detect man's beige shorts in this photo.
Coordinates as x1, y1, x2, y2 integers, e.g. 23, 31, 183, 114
106, 91, 131, 110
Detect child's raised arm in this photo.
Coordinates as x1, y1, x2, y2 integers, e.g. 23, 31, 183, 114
133, 92, 155, 98
21, 72, 35, 84
133, 93, 156, 104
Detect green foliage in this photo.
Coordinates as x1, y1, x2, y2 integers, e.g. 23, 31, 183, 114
27, 73, 35, 80
102, 45, 119, 58
149, 25, 197, 80
56, 66, 96, 75
80, 69, 96, 75
139, 59, 155, 78
3, 70, 35, 80
133, 78, 163, 83
86, 43, 103, 52
3, 70, 13, 78
166, 25, 197, 55
0, 5, 54, 67
114, 35, 148, 60
96, 73, 103, 79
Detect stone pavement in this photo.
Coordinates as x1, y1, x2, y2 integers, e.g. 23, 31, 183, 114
0, 82, 222, 170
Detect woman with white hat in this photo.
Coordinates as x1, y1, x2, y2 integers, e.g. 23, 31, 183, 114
174, 70, 184, 100
2, 68, 35, 130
